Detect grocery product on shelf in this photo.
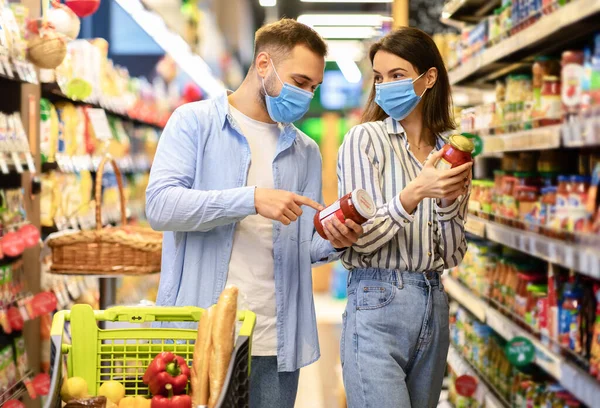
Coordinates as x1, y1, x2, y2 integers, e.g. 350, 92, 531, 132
448, 304, 587, 407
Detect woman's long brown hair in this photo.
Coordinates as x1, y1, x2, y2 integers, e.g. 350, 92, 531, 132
361, 27, 456, 134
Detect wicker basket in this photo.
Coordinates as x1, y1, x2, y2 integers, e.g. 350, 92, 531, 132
47, 156, 162, 275
27, 30, 67, 70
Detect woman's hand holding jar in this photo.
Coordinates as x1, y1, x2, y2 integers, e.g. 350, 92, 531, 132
400, 149, 473, 214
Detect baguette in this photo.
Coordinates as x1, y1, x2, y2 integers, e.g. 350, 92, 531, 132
192, 307, 214, 407
208, 286, 238, 408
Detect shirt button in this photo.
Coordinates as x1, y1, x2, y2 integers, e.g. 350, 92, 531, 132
428, 221, 432, 226
428, 251, 432, 257
403, 219, 410, 223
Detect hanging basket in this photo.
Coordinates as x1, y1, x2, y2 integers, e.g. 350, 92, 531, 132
27, 31, 67, 69
48, 2, 80, 39
47, 156, 162, 276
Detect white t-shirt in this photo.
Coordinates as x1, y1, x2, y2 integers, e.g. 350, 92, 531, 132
225, 105, 279, 356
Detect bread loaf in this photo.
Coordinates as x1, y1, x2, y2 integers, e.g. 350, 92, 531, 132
192, 307, 213, 407
208, 286, 238, 408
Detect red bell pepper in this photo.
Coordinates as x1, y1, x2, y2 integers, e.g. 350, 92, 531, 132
143, 352, 190, 396
150, 384, 191, 408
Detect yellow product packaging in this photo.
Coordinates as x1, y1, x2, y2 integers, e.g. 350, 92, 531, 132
55, 102, 78, 157
40, 173, 60, 227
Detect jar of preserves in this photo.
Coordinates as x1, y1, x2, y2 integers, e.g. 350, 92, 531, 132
436, 135, 475, 170
501, 176, 518, 222
540, 76, 562, 126
516, 152, 538, 172
502, 153, 519, 173
314, 188, 376, 239
516, 185, 539, 223
561, 50, 585, 120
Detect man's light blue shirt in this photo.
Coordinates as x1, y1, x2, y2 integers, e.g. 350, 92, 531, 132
145, 93, 340, 372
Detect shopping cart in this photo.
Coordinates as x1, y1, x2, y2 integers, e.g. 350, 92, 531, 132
44, 304, 256, 408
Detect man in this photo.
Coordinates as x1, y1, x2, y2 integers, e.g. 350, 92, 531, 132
146, 18, 362, 408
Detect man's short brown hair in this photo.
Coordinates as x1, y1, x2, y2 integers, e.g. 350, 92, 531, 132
254, 18, 327, 63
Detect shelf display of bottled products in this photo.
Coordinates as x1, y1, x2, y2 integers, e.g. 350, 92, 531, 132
458, 30, 600, 153
444, 237, 600, 406
449, 304, 587, 408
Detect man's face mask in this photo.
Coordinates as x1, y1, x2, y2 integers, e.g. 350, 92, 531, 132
262, 59, 314, 123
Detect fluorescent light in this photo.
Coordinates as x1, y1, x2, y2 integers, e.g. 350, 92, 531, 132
113, 0, 224, 97
314, 26, 378, 39
302, 0, 391, 2
326, 40, 365, 61
298, 13, 387, 27
336, 58, 362, 83
259, 0, 276, 6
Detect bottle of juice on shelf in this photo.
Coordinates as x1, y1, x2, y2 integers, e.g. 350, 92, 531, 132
591, 33, 600, 109
580, 47, 593, 118
555, 175, 571, 230
540, 76, 562, 126
561, 50, 585, 122
567, 175, 590, 233
559, 283, 581, 351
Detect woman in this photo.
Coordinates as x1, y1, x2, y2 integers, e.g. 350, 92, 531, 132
336, 27, 472, 408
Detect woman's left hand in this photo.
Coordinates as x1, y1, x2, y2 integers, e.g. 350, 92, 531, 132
439, 166, 472, 208
323, 218, 364, 248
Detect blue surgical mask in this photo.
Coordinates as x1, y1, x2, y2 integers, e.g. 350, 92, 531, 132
374, 71, 428, 121
263, 60, 314, 123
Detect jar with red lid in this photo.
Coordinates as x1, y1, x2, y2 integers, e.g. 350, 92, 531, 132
314, 189, 376, 239
435, 134, 475, 170
540, 76, 562, 127
561, 50, 585, 120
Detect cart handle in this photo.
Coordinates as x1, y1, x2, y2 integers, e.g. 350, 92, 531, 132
51, 306, 257, 336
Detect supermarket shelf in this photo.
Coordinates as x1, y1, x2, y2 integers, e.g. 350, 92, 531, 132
465, 215, 600, 279
41, 83, 164, 129
446, 345, 508, 408
440, 0, 500, 25
480, 125, 561, 156
444, 276, 600, 407
448, 0, 600, 85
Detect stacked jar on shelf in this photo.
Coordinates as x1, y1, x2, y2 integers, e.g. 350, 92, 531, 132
459, 31, 600, 142
469, 147, 600, 238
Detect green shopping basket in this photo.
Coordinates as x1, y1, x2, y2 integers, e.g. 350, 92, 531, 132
44, 304, 256, 408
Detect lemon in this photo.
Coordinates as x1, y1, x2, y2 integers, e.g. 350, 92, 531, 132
60, 376, 88, 402
99, 380, 126, 404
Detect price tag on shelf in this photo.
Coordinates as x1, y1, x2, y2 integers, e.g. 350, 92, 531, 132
24, 153, 35, 173
11, 152, 23, 173
0, 153, 9, 174
1, 56, 14, 78
85, 108, 113, 141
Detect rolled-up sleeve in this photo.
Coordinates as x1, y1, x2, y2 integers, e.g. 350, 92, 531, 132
436, 190, 469, 269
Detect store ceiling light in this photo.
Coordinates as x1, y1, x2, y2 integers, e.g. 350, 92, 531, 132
314, 26, 378, 39
113, 0, 224, 97
298, 13, 387, 27
326, 40, 365, 62
336, 58, 362, 83
259, 0, 276, 6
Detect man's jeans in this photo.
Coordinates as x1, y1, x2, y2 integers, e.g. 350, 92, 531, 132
341, 269, 450, 408
250, 356, 300, 408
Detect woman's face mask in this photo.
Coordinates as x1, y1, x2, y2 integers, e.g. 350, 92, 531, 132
374, 70, 429, 121
262, 59, 314, 123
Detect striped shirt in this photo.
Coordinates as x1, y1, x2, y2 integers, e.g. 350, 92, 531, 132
338, 117, 468, 272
